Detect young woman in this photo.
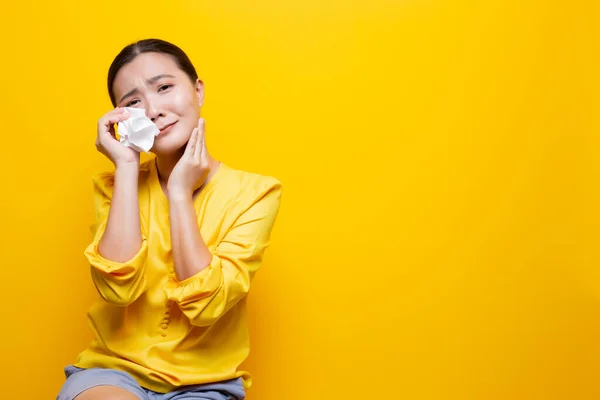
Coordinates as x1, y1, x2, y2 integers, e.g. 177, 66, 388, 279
57, 38, 282, 400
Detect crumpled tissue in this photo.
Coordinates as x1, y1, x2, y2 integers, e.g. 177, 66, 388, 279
117, 107, 160, 153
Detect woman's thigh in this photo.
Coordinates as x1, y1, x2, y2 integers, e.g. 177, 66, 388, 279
56, 365, 148, 400
74, 385, 141, 400
158, 378, 246, 400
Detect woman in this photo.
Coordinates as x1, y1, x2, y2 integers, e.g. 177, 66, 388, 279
57, 38, 282, 400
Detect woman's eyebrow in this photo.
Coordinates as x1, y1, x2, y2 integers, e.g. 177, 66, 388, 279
146, 74, 175, 85
118, 74, 176, 104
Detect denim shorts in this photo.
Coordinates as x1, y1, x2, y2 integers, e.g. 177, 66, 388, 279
56, 365, 246, 400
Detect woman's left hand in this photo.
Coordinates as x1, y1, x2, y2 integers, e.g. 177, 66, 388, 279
168, 118, 211, 200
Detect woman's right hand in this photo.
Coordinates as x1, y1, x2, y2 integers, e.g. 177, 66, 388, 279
96, 108, 139, 166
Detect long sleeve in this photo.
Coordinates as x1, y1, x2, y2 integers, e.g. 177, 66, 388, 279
165, 179, 282, 327
83, 173, 148, 306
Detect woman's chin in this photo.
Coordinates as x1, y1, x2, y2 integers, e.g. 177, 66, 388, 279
151, 135, 188, 157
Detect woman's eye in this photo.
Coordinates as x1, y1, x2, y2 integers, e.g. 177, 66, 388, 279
126, 99, 140, 107
158, 84, 173, 92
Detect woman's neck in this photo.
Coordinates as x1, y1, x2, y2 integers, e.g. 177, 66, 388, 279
155, 149, 184, 185
155, 151, 220, 188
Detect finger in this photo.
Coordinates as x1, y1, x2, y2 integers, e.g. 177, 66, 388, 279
99, 110, 130, 130
105, 107, 129, 119
200, 122, 209, 164
194, 118, 204, 159
185, 128, 198, 157
105, 107, 128, 117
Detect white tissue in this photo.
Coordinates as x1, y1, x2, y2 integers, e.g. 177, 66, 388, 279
117, 107, 160, 153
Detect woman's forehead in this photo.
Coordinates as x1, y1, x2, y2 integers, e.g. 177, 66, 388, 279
113, 53, 182, 92
118, 53, 181, 79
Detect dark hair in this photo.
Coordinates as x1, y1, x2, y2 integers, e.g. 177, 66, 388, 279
107, 38, 199, 107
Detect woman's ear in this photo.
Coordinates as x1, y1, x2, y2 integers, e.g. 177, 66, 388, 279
195, 79, 205, 107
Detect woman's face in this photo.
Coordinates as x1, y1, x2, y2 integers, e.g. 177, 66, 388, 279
112, 52, 204, 156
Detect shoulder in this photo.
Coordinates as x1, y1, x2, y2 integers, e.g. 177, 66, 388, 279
220, 163, 282, 201
90, 159, 154, 199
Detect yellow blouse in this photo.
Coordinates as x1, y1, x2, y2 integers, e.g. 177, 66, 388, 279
74, 158, 282, 393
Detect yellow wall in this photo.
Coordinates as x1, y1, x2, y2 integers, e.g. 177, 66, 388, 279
1, 0, 598, 398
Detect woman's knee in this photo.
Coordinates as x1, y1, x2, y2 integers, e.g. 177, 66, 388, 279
73, 385, 141, 400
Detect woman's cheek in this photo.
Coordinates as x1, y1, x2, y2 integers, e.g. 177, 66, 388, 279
170, 90, 183, 109
171, 88, 196, 110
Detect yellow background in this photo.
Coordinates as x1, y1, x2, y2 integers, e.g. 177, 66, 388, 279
1, 0, 598, 398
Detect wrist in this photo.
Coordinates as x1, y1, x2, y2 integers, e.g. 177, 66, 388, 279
114, 163, 140, 178
114, 158, 140, 170
167, 185, 192, 202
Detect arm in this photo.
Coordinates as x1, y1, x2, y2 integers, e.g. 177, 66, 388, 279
98, 163, 143, 262
166, 180, 282, 327
168, 187, 213, 282
83, 166, 148, 306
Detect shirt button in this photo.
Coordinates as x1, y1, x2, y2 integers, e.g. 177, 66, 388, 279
161, 332, 167, 337
161, 323, 168, 329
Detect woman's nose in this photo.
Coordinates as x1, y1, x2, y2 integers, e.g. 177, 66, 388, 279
145, 100, 163, 122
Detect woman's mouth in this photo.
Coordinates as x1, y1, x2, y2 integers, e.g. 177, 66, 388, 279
158, 121, 177, 135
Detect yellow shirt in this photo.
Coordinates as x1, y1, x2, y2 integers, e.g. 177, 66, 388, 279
74, 158, 282, 393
